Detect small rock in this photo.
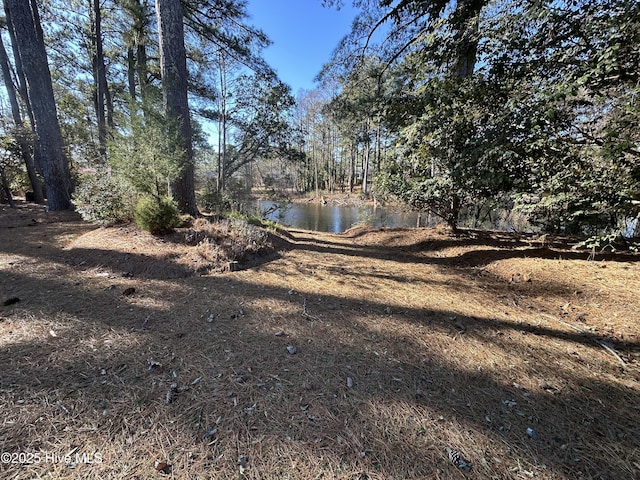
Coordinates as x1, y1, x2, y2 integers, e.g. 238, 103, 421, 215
346, 377, 354, 388
286, 345, 297, 355
526, 427, 538, 439
275, 330, 287, 337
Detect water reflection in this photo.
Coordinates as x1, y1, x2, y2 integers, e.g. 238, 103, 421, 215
258, 200, 422, 233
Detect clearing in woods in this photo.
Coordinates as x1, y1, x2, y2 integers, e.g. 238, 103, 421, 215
1, 201, 639, 479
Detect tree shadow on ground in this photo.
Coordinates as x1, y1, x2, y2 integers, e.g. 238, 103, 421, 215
328, 226, 640, 265
0, 220, 284, 280
1, 260, 638, 478
1, 217, 638, 478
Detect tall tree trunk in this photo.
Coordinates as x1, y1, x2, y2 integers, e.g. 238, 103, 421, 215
105, 80, 114, 129
137, 42, 149, 104
5, 0, 72, 210
349, 143, 356, 193
374, 121, 382, 170
361, 120, 371, 196
446, 0, 485, 231
313, 143, 319, 197
0, 31, 44, 204
127, 47, 137, 101
123, 0, 151, 110
5, 1, 43, 178
155, 0, 198, 216
126, 45, 138, 120
137, 1, 151, 107
217, 52, 227, 192
451, 0, 484, 80
91, 0, 108, 160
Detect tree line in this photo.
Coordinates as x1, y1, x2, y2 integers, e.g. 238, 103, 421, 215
0, 0, 638, 239
0, 0, 300, 228
292, 0, 638, 237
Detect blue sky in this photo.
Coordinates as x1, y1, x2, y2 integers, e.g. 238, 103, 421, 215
246, 0, 359, 94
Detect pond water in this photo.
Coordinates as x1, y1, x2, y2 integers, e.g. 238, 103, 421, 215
258, 200, 425, 233
258, 200, 640, 236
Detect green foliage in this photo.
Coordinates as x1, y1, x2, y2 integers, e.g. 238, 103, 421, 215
484, 0, 640, 235
73, 169, 134, 225
226, 211, 281, 232
109, 111, 185, 198
197, 179, 232, 214
134, 195, 182, 234
353, 0, 640, 235
572, 231, 628, 253
375, 159, 460, 227
222, 75, 300, 183
0, 134, 29, 194
32, 0, 640, 237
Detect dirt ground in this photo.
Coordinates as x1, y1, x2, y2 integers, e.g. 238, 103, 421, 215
1, 201, 639, 479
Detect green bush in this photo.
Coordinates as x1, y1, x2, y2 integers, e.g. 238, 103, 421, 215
134, 195, 181, 234
197, 179, 231, 214
74, 170, 133, 225
108, 111, 184, 198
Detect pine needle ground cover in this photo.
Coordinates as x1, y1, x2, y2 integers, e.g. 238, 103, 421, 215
1, 202, 639, 479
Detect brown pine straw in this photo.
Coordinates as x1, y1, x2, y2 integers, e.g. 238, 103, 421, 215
0, 202, 639, 479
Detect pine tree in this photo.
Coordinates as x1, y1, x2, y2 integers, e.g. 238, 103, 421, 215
4, 0, 71, 210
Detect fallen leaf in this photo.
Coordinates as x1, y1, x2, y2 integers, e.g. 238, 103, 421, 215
154, 461, 172, 474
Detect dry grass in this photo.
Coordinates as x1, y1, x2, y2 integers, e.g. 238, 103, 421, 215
1, 201, 639, 479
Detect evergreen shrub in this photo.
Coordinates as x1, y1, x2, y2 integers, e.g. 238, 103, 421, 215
134, 195, 181, 234
74, 170, 133, 225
